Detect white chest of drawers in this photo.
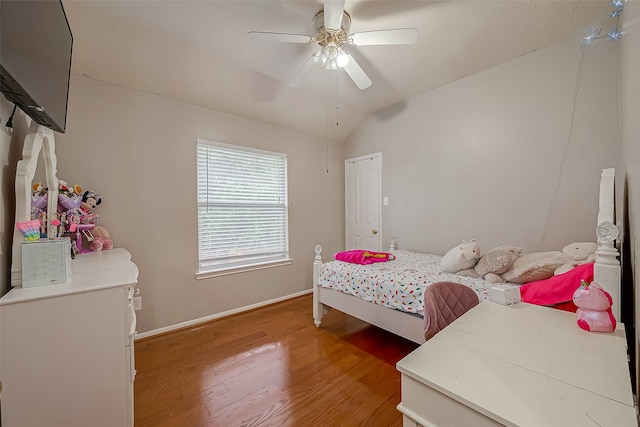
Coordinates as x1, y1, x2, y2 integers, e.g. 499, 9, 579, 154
396, 302, 637, 427
0, 248, 139, 427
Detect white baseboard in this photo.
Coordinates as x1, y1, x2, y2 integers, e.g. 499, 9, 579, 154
134, 288, 312, 340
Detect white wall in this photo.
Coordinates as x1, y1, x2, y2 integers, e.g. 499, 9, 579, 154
45, 75, 345, 333
620, 0, 640, 397
345, 37, 621, 256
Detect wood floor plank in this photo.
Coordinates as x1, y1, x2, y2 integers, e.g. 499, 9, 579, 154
134, 294, 419, 426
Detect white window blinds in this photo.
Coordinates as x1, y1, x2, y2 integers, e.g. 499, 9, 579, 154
196, 139, 289, 274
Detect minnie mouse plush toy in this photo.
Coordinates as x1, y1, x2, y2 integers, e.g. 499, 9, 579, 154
81, 190, 102, 213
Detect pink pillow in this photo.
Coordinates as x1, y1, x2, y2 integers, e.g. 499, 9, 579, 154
520, 262, 594, 306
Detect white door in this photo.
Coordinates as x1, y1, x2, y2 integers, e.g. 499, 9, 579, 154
345, 153, 382, 251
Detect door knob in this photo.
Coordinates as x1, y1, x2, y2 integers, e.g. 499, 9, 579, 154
372, 229, 378, 235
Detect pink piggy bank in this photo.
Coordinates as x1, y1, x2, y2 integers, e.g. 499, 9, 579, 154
572, 280, 616, 333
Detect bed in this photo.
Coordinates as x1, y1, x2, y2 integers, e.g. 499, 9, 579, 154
312, 168, 621, 344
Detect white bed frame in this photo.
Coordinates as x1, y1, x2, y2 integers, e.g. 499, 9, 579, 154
312, 168, 621, 344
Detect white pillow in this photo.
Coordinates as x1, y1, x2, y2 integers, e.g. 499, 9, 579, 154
501, 251, 568, 283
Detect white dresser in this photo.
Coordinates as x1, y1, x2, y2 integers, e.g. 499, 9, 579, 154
0, 248, 139, 427
396, 301, 637, 427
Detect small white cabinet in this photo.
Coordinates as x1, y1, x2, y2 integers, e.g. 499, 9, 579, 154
0, 248, 139, 427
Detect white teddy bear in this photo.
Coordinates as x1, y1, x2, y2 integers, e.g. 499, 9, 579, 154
554, 242, 597, 275
439, 239, 481, 273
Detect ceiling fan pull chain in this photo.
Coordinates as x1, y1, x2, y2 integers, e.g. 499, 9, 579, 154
336, 74, 340, 127
326, 70, 330, 174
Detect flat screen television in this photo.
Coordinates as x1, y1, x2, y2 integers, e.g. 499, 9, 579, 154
0, 0, 73, 133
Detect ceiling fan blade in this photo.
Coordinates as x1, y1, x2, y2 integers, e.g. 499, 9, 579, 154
289, 52, 320, 88
350, 28, 418, 46
323, 0, 345, 30
342, 53, 372, 90
247, 31, 313, 44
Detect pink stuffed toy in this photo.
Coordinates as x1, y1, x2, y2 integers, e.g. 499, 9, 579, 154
89, 225, 113, 251
572, 280, 616, 333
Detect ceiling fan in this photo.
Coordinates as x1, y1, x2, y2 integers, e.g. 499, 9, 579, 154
247, 0, 418, 90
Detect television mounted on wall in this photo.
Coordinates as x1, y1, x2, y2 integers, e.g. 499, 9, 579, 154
0, 0, 73, 133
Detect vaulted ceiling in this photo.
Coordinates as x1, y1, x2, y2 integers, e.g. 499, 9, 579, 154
62, 1, 613, 142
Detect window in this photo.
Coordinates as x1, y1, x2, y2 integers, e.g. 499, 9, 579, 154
196, 139, 289, 277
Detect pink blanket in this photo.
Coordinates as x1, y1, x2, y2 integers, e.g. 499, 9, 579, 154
520, 262, 594, 307
334, 250, 396, 265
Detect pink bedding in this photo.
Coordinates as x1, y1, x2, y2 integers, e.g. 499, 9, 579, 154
334, 250, 396, 265
520, 262, 594, 308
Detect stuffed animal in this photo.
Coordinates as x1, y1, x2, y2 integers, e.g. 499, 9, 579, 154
472, 246, 522, 283
554, 242, 597, 275
457, 245, 522, 283
439, 239, 481, 273
81, 190, 103, 214
573, 280, 616, 333
89, 225, 113, 251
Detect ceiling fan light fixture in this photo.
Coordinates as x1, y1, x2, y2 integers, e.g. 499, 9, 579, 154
251, 1, 417, 90
336, 48, 350, 67
325, 58, 338, 70
324, 42, 339, 60
315, 41, 349, 69
312, 50, 324, 64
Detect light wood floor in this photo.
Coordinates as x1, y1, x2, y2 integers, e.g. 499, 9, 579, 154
134, 294, 420, 427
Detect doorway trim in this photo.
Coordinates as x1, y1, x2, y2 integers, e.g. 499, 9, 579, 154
345, 152, 383, 251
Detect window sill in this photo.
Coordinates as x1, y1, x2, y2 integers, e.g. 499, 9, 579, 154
195, 259, 293, 280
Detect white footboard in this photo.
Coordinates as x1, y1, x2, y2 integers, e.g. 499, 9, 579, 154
311, 243, 425, 343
